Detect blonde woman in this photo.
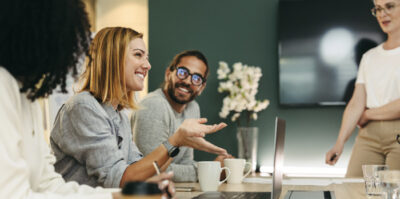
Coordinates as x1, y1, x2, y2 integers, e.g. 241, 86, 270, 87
50, 27, 228, 188
326, 0, 400, 177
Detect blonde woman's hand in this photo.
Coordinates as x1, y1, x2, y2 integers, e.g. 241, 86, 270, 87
146, 171, 175, 198
169, 118, 228, 155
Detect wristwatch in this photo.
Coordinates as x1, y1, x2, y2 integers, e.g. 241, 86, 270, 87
163, 140, 180, 157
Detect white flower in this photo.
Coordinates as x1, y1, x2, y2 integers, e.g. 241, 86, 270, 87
217, 61, 270, 123
233, 62, 243, 72
253, 100, 270, 112
217, 61, 230, 79
252, 113, 258, 120
219, 109, 229, 118
231, 113, 240, 122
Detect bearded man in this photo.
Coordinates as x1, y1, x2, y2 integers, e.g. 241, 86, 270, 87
132, 50, 230, 182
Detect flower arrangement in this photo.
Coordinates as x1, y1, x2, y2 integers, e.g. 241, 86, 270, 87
217, 61, 269, 126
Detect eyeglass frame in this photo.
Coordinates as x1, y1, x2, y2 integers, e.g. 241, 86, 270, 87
371, 1, 400, 17
175, 66, 206, 86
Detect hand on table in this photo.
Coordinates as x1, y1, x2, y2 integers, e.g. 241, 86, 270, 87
146, 171, 175, 198
113, 172, 175, 199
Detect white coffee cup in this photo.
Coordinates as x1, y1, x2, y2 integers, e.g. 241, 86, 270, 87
224, 158, 252, 184
197, 161, 231, 192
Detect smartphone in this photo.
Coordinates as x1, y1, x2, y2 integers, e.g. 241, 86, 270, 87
175, 186, 194, 192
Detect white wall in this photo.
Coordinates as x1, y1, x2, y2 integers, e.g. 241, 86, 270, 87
96, 0, 149, 99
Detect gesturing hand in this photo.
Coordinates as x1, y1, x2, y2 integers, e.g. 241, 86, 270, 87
169, 118, 228, 155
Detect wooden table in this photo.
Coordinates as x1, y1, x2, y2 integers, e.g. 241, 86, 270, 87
175, 175, 367, 199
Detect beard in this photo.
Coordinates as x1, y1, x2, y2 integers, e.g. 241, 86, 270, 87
167, 81, 198, 105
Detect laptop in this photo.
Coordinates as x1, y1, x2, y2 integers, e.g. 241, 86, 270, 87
272, 117, 286, 199
272, 118, 335, 199
193, 117, 285, 199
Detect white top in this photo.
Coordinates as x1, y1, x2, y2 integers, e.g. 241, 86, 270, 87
356, 44, 400, 108
0, 67, 115, 199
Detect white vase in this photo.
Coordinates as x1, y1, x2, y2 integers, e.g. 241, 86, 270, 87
237, 127, 258, 172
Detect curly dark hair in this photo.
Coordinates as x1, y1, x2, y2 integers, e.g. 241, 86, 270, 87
0, 0, 91, 101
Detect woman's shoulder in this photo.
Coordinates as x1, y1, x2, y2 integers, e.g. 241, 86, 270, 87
363, 44, 382, 57
65, 91, 102, 110
0, 67, 18, 87
0, 67, 21, 101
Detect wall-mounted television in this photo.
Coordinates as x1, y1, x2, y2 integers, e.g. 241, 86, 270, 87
278, 0, 385, 106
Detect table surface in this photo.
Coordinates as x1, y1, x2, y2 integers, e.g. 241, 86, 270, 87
174, 174, 367, 199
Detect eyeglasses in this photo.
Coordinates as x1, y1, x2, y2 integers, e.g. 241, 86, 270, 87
175, 66, 205, 86
371, 1, 399, 17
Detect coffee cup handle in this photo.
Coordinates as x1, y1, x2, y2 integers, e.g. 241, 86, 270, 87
219, 167, 231, 185
242, 162, 252, 181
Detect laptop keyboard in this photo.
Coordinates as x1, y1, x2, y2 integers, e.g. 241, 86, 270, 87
193, 192, 271, 199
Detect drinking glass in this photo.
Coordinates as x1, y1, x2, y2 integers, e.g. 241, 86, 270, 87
362, 165, 389, 197
379, 170, 400, 199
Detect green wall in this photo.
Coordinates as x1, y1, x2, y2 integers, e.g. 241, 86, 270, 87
148, 0, 357, 170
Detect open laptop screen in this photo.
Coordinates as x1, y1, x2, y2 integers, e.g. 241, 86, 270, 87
272, 117, 286, 199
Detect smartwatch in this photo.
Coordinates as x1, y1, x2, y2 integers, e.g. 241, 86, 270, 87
163, 140, 180, 157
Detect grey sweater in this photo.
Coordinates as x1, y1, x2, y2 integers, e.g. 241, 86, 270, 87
51, 91, 143, 188
132, 89, 200, 182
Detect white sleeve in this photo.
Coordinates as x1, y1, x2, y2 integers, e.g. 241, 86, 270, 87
356, 53, 368, 84
0, 70, 114, 199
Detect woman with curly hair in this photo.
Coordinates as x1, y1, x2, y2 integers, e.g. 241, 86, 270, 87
50, 26, 228, 188
0, 0, 171, 198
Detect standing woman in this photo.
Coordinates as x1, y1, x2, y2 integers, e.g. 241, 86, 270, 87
0, 0, 133, 198
326, 0, 400, 177
50, 27, 228, 188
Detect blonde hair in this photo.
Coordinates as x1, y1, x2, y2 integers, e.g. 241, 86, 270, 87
80, 27, 143, 110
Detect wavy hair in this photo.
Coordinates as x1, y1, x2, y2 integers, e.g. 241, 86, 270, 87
0, 0, 92, 101
80, 27, 143, 110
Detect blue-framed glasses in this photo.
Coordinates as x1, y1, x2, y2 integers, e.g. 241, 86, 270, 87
176, 66, 205, 86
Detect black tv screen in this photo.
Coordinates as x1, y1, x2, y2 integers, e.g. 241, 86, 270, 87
279, 0, 385, 106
